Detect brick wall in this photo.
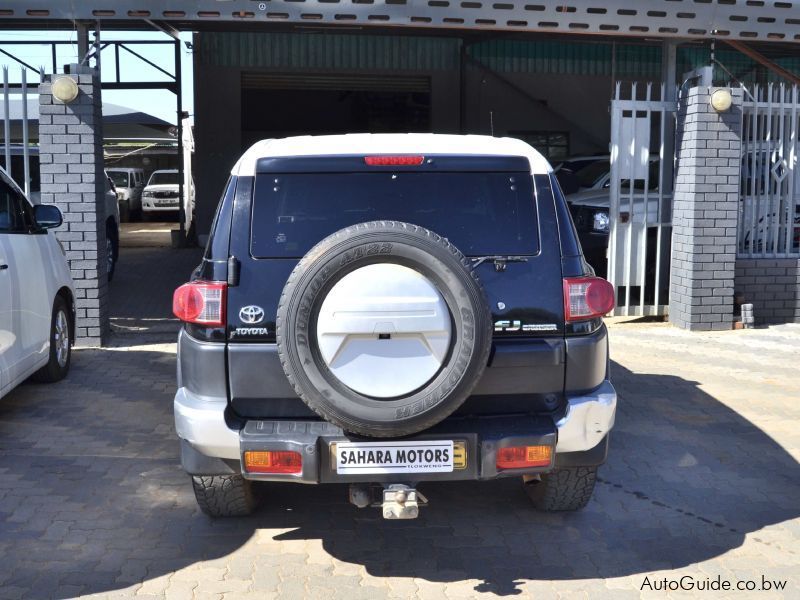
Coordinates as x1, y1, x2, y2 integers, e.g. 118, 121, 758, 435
735, 259, 800, 324
669, 87, 743, 331
38, 67, 109, 346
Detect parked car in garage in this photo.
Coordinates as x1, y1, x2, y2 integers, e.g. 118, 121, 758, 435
103, 172, 121, 283
142, 169, 193, 219
172, 134, 617, 519
0, 167, 75, 400
565, 159, 662, 278
107, 167, 145, 221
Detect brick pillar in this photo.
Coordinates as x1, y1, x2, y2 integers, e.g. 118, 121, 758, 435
669, 87, 743, 331
39, 65, 109, 346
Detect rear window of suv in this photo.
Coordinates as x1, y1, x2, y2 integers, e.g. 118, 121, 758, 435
250, 171, 540, 258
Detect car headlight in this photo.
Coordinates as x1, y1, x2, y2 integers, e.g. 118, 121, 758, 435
592, 210, 610, 232
143, 191, 153, 198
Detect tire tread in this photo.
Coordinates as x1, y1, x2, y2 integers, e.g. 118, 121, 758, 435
191, 475, 256, 517
524, 467, 598, 511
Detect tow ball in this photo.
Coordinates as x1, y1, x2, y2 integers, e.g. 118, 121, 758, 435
348, 483, 428, 519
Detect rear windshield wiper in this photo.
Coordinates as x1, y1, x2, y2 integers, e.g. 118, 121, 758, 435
470, 255, 529, 272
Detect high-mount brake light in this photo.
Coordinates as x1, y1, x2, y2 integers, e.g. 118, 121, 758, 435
563, 276, 615, 322
364, 155, 425, 166
172, 281, 227, 326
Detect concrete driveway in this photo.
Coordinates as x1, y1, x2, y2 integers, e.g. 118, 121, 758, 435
0, 247, 797, 599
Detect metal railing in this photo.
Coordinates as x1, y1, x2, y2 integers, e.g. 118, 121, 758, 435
608, 81, 677, 316
739, 84, 800, 258
1, 65, 38, 197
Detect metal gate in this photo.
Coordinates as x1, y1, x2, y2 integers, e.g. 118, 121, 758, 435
1, 65, 37, 197
738, 84, 799, 258
608, 82, 677, 316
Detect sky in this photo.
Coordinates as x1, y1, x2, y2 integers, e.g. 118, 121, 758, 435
0, 29, 194, 125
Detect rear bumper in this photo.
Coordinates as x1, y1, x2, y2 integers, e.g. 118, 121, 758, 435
175, 380, 616, 481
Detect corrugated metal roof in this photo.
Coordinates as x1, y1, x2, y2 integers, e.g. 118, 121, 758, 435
198, 32, 460, 71
468, 40, 661, 78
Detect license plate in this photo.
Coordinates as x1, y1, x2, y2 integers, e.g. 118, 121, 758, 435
335, 440, 454, 475
156, 199, 177, 205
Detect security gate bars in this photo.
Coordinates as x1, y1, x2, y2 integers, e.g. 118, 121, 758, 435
738, 84, 800, 258
608, 82, 677, 316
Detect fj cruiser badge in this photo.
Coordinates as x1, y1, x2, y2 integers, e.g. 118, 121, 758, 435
239, 305, 265, 324
494, 320, 558, 332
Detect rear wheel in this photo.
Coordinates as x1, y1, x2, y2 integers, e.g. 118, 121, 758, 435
523, 466, 598, 511
191, 475, 257, 517
31, 296, 71, 383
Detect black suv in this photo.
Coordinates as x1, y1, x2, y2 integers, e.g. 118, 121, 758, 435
173, 134, 617, 518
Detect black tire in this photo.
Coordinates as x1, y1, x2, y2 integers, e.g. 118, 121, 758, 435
31, 295, 71, 384
277, 221, 492, 438
106, 223, 118, 282
191, 475, 257, 517
524, 467, 598, 511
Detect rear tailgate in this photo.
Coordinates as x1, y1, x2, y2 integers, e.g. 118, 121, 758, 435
225, 157, 566, 418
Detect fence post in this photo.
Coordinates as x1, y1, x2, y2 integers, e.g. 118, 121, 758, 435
38, 65, 109, 346
669, 86, 744, 331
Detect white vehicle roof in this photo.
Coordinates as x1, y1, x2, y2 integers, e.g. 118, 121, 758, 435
233, 134, 553, 177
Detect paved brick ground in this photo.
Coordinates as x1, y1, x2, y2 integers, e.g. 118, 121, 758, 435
0, 246, 798, 599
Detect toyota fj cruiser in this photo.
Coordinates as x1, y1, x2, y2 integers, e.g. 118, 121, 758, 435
173, 134, 617, 518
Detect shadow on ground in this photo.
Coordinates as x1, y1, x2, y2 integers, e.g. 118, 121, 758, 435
0, 351, 798, 598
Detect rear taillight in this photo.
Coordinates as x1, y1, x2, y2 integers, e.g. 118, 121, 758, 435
364, 155, 424, 166
172, 281, 227, 326
244, 451, 303, 474
496, 445, 553, 470
563, 276, 615, 322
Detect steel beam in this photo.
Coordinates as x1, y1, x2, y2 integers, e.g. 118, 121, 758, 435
0, 1, 798, 44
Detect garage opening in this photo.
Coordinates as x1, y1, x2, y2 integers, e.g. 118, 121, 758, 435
241, 72, 431, 147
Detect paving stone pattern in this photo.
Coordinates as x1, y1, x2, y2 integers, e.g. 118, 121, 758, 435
0, 247, 798, 599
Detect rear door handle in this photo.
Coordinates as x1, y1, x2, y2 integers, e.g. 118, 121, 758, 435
0, 264, 8, 270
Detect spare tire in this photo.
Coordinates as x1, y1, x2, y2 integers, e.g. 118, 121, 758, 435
277, 221, 492, 438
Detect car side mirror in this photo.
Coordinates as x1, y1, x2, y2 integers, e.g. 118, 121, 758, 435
34, 204, 63, 229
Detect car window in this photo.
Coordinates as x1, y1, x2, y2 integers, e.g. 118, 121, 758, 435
148, 172, 179, 186
0, 181, 30, 233
251, 172, 540, 258
109, 171, 130, 188
576, 161, 611, 188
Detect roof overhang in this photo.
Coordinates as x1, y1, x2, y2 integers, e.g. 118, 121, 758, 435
1, 1, 799, 44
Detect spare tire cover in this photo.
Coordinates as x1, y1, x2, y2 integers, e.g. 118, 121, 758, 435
276, 221, 492, 438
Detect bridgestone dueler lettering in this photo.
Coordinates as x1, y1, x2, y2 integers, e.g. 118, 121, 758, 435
276, 221, 493, 438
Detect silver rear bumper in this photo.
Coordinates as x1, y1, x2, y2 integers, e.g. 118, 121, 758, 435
556, 380, 617, 453
174, 380, 617, 463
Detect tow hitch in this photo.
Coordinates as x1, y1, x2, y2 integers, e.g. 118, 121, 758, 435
348, 483, 428, 519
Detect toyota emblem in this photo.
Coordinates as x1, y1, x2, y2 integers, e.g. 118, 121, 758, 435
239, 305, 265, 324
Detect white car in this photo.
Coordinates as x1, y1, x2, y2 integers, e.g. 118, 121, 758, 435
0, 167, 75, 399
142, 169, 193, 218
107, 167, 145, 221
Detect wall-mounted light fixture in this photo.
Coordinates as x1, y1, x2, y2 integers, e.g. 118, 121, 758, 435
710, 88, 733, 113
51, 76, 79, 104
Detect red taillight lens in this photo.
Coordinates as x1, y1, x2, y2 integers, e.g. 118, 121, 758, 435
563, 276, 615, 322
496, 446, 552, 470
244, 451, 303, 474
172, 281, 227, 326
364, 155, 424, 166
